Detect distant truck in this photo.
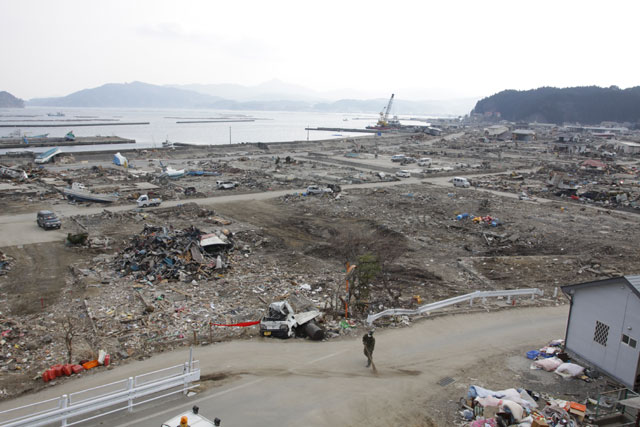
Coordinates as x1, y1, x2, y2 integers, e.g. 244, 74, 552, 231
259, 301, 325, 340
161, 406, 220, 427
137, 194, 162, 207
306, 185, 333, 195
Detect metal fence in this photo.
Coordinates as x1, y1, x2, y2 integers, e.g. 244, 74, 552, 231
366, 288, 544, 324
0, 352, 200, 427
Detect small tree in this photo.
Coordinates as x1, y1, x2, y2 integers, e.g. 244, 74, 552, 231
352, 253, 381, 307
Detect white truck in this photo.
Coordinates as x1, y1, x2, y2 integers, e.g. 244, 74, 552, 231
161, 406, 220, 426
137, 194, 162, 207
259, 301, 325, 340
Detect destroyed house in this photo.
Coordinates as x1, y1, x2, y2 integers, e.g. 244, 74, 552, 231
562, 276, 640, 390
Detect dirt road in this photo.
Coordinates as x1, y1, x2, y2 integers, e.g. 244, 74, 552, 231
0, 306, 570, 426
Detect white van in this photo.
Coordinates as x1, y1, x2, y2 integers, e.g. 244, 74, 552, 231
418, 158, 432, 167
391, 154, 406, 162
395, 170, 411, 178
452, 177, 470, 188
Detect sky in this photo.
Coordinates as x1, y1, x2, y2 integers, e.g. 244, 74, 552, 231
1, 0, 639, 100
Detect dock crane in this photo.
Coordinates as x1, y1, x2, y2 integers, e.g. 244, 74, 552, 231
368, 93, 400, 130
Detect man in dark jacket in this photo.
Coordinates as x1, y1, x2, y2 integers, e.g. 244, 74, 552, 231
362, 329, 375, 367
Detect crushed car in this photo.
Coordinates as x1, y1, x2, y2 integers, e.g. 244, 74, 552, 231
259, 301, 324, 340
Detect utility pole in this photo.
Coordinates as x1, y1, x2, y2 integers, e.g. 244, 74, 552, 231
307, 125, 309, 142
229, 127, 232, 145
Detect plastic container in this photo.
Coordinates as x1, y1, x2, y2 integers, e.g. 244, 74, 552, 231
103, 354, 110, 367
62, 365, 73, 376
526, 350, 540, 360
53, 365, 64, 377
82, 360, 99, 370
72, 365, 85, 374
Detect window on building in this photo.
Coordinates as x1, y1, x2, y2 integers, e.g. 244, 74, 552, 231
594, 321, 609, 346
621, 334, 637, 349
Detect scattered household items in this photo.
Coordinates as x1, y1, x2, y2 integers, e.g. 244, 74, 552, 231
62, 182, 118, 203
36, 210, 61, 230
112, 152, 128, 167
162, 406, 221, 427
137, 194, 162, 208
259, 300, 324, 340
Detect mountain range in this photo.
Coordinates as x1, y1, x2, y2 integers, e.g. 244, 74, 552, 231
26, 81, 476, 115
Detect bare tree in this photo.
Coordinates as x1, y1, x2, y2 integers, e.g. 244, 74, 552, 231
60, 315, 76, 364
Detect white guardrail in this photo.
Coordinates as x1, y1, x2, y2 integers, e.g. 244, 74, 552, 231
367, 288, 544, 324
0, 351, 200, 427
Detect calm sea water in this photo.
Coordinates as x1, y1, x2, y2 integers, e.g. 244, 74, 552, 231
0, 107, 405, 154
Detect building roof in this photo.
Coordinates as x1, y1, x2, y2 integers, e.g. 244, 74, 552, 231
562, 275, 640, 300
512, 129, 536, 135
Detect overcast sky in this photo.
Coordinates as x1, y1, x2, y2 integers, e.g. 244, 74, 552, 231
1, 0, 638, 100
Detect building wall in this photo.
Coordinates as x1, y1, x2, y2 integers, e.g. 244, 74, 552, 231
566, 281, 640, 388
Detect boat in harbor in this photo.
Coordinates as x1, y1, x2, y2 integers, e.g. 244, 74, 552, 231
61, 182, 118, 203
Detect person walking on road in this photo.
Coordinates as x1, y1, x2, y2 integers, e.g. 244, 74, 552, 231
362, 329, 375, 367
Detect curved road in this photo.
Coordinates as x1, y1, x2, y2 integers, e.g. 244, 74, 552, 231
0, 305, 569, 426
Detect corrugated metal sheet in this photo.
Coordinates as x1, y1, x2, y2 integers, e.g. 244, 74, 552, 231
625, 275, 640, 293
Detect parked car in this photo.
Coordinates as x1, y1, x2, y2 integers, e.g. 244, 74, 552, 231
452, 177, 471, 188
395, 170, 411, 178
216, 181, 237, 190
306, 185, 333, 195
37, 210, 61, 230
391, 154, 406, 162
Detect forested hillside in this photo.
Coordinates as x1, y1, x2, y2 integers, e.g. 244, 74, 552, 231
472, 86, 640, 124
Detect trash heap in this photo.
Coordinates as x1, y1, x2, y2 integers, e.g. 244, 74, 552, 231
455, 212, 502, 227
113, 224, 232, 282
460, 340, 600, 426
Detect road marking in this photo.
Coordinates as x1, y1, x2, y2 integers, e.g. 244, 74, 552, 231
118, 348, 348, 426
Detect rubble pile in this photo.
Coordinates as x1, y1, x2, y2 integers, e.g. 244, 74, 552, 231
0, 251, 14, 276
113, 224, 231, 282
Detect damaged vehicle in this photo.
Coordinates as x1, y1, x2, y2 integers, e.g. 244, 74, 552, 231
216, 180, 238, 190
306, 185, 333, 195
259, 301, 325, 340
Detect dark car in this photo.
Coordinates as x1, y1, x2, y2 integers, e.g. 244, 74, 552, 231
37, 210, 61, 230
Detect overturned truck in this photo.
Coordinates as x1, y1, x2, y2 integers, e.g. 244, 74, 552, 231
259, 301, 325, 341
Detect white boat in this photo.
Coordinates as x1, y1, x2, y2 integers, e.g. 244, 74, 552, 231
61, 182, 118, 203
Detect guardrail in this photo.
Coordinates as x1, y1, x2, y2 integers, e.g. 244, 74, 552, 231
366, 288, 543, 325
0, 350, 200, 427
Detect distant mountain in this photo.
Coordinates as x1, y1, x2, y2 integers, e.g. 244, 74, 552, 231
472, 86, 640, 124
171, 79, 326, 102
26, 81, 475, 115
0, 91, 25, 108
29, 81, 223, 108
